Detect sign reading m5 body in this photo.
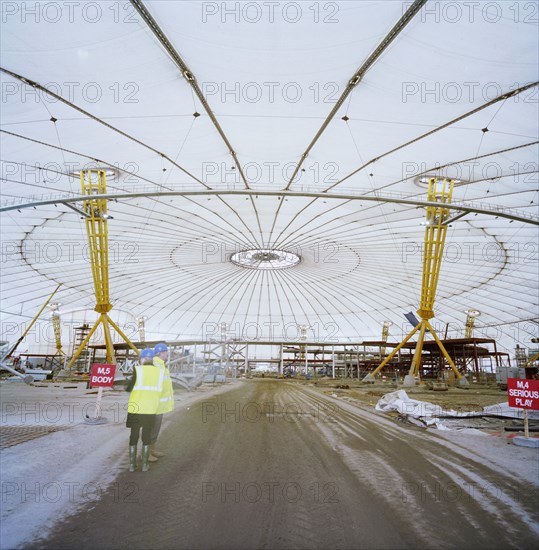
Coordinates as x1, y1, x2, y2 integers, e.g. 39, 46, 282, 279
90, 364, 116, 387
507, 378, 539, 410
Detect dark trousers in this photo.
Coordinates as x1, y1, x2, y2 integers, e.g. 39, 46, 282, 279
150, 414, 163, 445
127, 413, 155, 445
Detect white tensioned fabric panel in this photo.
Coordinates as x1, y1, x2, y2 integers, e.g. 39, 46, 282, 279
0, 1, 537, 356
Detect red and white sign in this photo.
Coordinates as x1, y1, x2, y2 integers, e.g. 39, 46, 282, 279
507, 378, 539, 410
90, 364, 116, 387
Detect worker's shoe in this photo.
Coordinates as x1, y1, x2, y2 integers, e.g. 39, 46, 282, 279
128, 445, 137, 472
148, 453, 158, 463
141, 445, 151, 472
151, 444, 164, 458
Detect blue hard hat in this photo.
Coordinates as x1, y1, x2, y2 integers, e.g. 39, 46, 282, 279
140, 348, 155, 359
154, 342, 168, 353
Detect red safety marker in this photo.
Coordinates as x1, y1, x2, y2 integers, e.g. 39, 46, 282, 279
89, 364, 116, 419
507, 378, 539, 438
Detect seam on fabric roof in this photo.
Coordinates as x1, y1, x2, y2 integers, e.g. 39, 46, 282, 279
269, 92, 539, 251
268, 0, 427, 253
128, 0, 250, 191
279, 269, 347, 331
0, 129, 154, 190
0, 67, 206, 190
327, 82, 539, 192
284, 0, 428, 191
0, 130, 263, 247
389, 141, 539, 187
277, 267, 369, 333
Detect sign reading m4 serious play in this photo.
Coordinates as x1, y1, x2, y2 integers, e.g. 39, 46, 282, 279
507, 378, 539, 410
90, 364, 116, 388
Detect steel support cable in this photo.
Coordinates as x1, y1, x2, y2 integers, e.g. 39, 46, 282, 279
239, 268, 266, 332
3, 189, 537, 225
147, 265, 258, 328
1, 159, 93, 190
140, 255, 254, 306
12, 194, 258, 259
0, 129, 261, 248
344, 119, 414, 285
8, 236, 532, 330
271, 269, 321, 329
105, 209, 240, 247
0, 176, 79, 196
272, 230, 524, 306
270, 84, 539, 247
284, 0, 427, 191
254, 270, 267, 331
260, 269, 306, 331
0, 67, 206, 188
271, 194, 353, 249
12, 206, 248, 296
265, 0, 428, 248
219, 268, 263, 330
124, 200, 258, 246
128, 0, 250, 190
1, 72, 264, 246
23, 197, 253, 256
388, 141, 539, 187
326, 81, 539, 192
266, 269, 287, 332
128, 0, 265, 246
0, 129, 159, 189
274, 182, 537, 253
277, 266, 367, 329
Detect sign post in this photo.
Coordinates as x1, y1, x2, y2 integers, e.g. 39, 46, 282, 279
88, 363, 116, 422
507, 378, 539, 445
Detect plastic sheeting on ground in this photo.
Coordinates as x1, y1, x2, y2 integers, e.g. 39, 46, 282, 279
375, 389, 539, 430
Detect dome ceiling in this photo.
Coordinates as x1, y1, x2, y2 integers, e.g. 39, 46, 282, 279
1, 1, 537, 354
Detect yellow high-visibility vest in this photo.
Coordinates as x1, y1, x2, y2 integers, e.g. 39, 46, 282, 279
127, 365, 163, 415
153, 356, 174, 414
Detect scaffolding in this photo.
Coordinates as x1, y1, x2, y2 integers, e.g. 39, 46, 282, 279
86, 334, 513, 385
69, 324, 91, 371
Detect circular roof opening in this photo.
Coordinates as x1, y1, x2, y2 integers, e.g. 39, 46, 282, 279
231, 248, 301, 270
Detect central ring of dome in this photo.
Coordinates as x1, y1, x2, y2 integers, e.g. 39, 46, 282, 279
230, 249, 301, 270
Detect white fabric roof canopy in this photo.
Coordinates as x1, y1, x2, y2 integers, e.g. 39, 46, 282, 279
0, 1, 537, 355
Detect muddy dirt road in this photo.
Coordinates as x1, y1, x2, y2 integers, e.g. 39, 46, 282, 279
36, 380, 538, 549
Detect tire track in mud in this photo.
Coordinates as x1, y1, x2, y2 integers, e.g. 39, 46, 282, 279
34, 380, 537, 550
36, 381, 409, 549
294, 385, 539, 549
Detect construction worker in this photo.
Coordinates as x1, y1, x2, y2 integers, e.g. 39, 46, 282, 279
125, 348, 162, 472
150, 342, 174, 459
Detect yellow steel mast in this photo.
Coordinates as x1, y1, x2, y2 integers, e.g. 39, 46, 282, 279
49, 303, 65, 356
464, 309, 480, 339
66, 170, 139, 369
380, 321, 392, 357
364, 178, 469, 386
